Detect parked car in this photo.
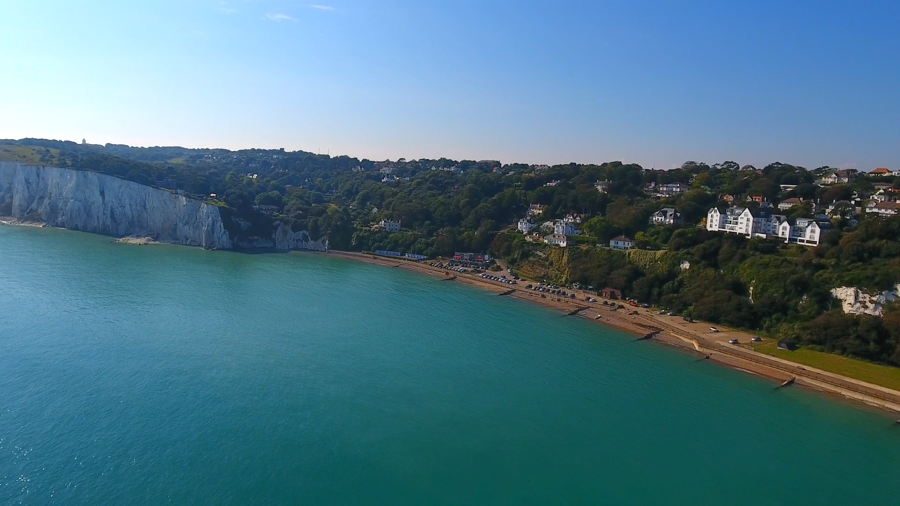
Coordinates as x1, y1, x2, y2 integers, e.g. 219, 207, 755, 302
710, 327, 719, 332
751, 336, 762, 342
728, 339, 739, 345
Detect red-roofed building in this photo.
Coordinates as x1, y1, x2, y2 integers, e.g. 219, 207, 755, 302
601, 288, 623, 300
871, 168, 893, 177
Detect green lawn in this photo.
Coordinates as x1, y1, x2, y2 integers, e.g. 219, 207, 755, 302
752, 341, 900, 391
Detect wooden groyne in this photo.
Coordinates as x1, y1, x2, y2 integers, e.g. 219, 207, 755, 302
440, 275, 457, 281
777, 377, 796, 389
634, 330, 662, 341
498, 289, 516, 296
565, 306, 590, 316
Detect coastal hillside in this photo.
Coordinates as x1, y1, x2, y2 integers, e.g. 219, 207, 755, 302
2, 139, 900, 368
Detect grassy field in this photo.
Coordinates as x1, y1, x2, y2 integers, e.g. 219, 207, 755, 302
752, 340, 900, 391
0, 145, 59, 165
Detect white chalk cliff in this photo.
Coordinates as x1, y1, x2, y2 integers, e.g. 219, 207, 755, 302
0, 162, 232, 248
831, 285, 900, 317
0, 162, 328, 251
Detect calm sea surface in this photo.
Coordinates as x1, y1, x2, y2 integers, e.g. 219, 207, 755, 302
1, 226, 899, 505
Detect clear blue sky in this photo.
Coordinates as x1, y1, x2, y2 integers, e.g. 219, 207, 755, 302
1, 1, 897, 169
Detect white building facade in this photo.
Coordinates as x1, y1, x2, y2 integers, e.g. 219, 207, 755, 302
378, 220, 402, 233
610, 236, 634, 250
518, 218, 536, 234
708, 206, 830, 246
544, 234, 568, 247
869, 201, 900, 216
650, 208, 680, 226
777, 218, 829, 246
706, 206, 784, 238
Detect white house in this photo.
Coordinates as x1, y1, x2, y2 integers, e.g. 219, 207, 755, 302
777, 218, 831, 246
649, 208, 680, 226
594, 181, 610, 193
708, 206, 828, 246
518, 218, 536, 234
777, 198, 811, 211
819, 169, 858, 185
706, 206, 785, 238
378, 220, 401, 233
544, 234, 568, 247
869, 201, 900, 216
654, 182, 690, 197
610, 236, 634, 250
553, 221, 580, 236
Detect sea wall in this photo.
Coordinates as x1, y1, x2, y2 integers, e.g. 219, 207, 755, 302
0, 162, 232, 249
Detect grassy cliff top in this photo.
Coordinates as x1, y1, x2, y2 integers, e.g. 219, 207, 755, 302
0, 145, 60, 165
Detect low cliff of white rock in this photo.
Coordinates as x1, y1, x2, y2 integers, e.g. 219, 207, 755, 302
228, 221, 328, 251
0, 162, 233, 249
0, 162, 329, 252
831, 285, 900, 316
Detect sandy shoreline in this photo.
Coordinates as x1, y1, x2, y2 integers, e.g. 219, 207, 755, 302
326, 250, 900, 416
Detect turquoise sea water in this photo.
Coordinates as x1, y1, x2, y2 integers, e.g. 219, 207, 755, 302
1, 226, 899, 505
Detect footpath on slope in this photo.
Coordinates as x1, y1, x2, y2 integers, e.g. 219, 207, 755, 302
326, 251, 900, 415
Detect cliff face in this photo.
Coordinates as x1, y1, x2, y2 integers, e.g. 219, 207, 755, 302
831, 285, 900, 317
0, 162, 232, 249
0, 162, 329, 252
240, 221, 328, 251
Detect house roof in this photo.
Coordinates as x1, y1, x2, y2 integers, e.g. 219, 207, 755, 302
872, 168, 892, 174
875, 201, 900, 210
611, 235, 632, 242
747, 207, 772, 218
